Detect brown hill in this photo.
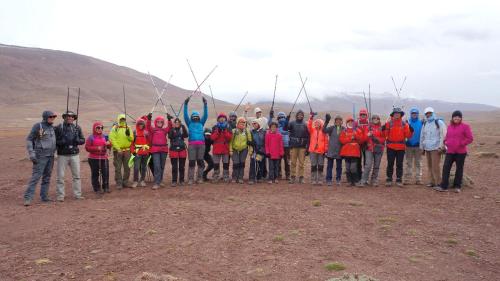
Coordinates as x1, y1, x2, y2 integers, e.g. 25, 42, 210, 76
0, 44, 232, 128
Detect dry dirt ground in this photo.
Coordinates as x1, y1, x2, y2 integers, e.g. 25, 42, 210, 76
0, 117, 499, 281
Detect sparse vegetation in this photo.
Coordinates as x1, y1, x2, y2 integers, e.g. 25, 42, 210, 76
326, 274, 379, 281
348, 200, 364, 207
407, 229, 418, 236
325, 262, 346, 271
273, 235, 284, 242
34, 258, 52, 265
378, 217, 397, 224
445, 238, 458, 246
146, 229, 157, 235
477, 152, 499, 158
465, 249, 478, 257
312, 200, 321, 207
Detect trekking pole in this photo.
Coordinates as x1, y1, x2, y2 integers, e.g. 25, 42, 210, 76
368, 84, 372, 120
363, 91, 369, 112
66, 87, 70, 114
271, 74, 278, 113
169, 104, 179, 118
178, 64, 218, 115
208, 85, 217, 116
148, 72, 171, 114
123, 85, 128, 127
76, 87, 80, 126
289, 77, 308, 116
233, 91, 248, 113
298, 73, 315, 115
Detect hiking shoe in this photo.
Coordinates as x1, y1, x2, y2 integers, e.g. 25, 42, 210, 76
152, 184, 159, 190
326, 181, 333, 186
433, 186, 448, 192
453, 188, 461, 193
415, 180, 423, 185
248, 180, 255, 185
56, 197, 64, 202
171, 182, 177, 187
396, 182, 404, 188
131, 181, 138, 188
299, 177, 305, 184
75, 196, 85, 200
23, 200, 31, 206
385, 181, 393, 187
268, 180, 273, 184
426, 183, 434, 188
139, 181, 147, 187
289, 177, 296, 184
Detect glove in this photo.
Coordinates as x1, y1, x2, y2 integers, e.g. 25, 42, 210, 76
310, 111, 315, 117
184, 97, 190, 104
381, 125, 386, 131
31, 159, 38, 165
269, 110, 274, 118
166, 113, 173, 121
147, 113, 153, 120
286, 114, 291, 121
202, 97, 207, 104
409, 125, 414, 133
305, 150, 310, 156
325, 113, 331, 122
125, 128, 130, 137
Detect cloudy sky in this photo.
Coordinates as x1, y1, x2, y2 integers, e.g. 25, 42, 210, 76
1, 0, 499, 105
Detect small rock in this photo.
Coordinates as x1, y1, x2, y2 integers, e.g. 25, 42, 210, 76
473, 195, 482, 199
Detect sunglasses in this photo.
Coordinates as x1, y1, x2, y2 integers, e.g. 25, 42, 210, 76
48, 115, 57, 118
96, 126, 104, 130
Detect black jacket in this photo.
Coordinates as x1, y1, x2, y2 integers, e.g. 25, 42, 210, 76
286, 112, 309, 148
55, 122, 85, 155
168, 125, 188, 151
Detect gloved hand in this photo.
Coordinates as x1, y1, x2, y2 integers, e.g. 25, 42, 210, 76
269, 110, 274, 118
125, 128, 130, 137
202, 97, 207, 104
325, 113, 331, 122
305, 150, 310, 156
31, 159, 38, 165
166, 113, 173, 121
310, 111, 315, 117
29, 154, 37, 164
409, 124, 414, 133
266, 154, 271, 158
184, 97, 190, 104
147, 113, 153, 120
286, 114, 291, 121
381, 125, 386, 131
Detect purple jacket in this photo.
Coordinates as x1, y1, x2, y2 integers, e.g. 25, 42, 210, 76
444, 122, 473, 154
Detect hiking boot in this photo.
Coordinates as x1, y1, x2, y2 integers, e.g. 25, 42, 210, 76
433, 186, 448, 192
415, 180, 423, 185
454, 188, 461, 193
385, 181, 393, 187
248, 180, 255, 185
188, 180, 194, 185
56, 197, 64, 202
275, 179, 279, 184
23, 200, 31, 206
289, 176, 296, 184
356, 182, 365, 188
171, 182, 177, 187
268, 180, 273, 184
139, 181, 147, 187
396, 182, 404, 188
299, 177, 305, 184
152, 184, 159, 190
326, 181, 333, 187
75, 196, 85, 200
131, 181, 138, 188
426, 183, 434, 188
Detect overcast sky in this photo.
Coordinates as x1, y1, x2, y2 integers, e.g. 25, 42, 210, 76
1, 0, 499, 106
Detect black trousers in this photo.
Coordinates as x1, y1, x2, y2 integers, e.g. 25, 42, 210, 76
88, 158, 109, 192
344, 157, 359, 185
268, 159, 280, 181
278, 147, 291, 179
440, 153, 467, 189
386, 148, 405, 182
203, 153, 214, 179
171, 157, 186, 183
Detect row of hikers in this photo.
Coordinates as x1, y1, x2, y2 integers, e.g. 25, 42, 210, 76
24, 96, 473, 206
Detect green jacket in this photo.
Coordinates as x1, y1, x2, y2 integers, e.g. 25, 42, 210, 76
109, 114, 134, 151
230, 128, 252, 152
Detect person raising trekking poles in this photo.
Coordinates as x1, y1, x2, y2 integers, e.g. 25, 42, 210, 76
24, 111, 58, 206
184, 96, 209, 185
435, 110, 473, 193
109, 114, 134, 189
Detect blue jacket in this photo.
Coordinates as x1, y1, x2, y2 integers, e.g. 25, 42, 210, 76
406, 107, 422, 147
184, 102, 208, 143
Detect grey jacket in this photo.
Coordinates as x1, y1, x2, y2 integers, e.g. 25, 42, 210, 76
323, 123, 344, 159
26, 111, 57, 159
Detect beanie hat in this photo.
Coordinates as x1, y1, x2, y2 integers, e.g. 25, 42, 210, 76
254, 107, 262, 114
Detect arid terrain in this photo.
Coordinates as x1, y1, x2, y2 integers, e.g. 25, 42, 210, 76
0, 111, 499, 281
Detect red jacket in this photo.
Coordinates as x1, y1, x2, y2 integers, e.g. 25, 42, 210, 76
384, 118, 413, 151
265, 131, 284, 160
130, 118, 150, 156
85, 122, 111, 160
210, 126, 232, 155
339, 127, 364, 158
364, 123, 386, 152
147, 116, 173, 153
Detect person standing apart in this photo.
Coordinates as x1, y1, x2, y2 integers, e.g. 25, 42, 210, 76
383, 108, 413, 187
420, 107, 446, 188
24, 111, 58, 206
109, 114, 134, 189
54, 111, 85, 202
435, 111, 473, 193
404, 107, 424, 185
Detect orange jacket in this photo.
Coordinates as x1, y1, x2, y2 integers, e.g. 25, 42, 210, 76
364, 123, 386, 152
339, 127, 364, 157
307, 117, 329, 154
383, 118, 413, 151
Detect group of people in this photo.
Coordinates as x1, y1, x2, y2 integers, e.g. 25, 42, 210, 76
23, 97, 474, 206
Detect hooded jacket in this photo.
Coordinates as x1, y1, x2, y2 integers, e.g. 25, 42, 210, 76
287, 110, 309, 148
211, 122, 232, 155
307, 117, 329, 154
364, 123, 386, 153
54, 120, 85, 156
271, 112, 290, 148
323, 116, 344, 159
183, 102, 208, 144
339, 126, 364, 158
147, 115, 173, 153
250, 118, 267, 155
109, 114, 134, 151
406, 107, 423, 147
265, 130, 284, 159
444, 120, 473, 154
85, 122, 110, 160
230, 117, 252, 152
420, 113, 446, 151
130, 118, 151, 156
354, 108, 370, 130
383, 117, 413, 151
26, 110, 57, 159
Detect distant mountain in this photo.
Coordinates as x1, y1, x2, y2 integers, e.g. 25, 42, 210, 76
0, 44, 231, 127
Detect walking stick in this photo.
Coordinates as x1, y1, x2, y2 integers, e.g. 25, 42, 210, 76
298, 73, 314, 115
289, 77, 308, 116
76, 88, 80, 126
66, 87, 70, 114
169, 104, 179, 118
271, 74, 278, 113
209, 85, 217, 116
368, 84, 372, 120
233, 91, 248, 113
177, 64, 218, 115
123, 85, 128, 127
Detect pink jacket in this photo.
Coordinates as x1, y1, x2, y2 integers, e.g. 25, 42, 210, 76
444, 121, 473, 154
265, 131, 284, 160
147, 116, 173, 153
85, 122, 111, 160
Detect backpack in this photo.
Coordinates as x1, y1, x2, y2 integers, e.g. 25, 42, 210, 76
422, 118, 444, 129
